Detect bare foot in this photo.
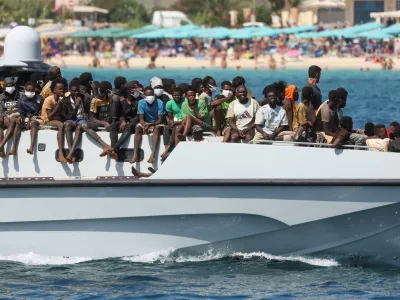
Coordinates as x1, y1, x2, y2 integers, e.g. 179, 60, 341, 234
26, 148, 33, 155
130, 155, 138, 164
131, 166, 152, 178
0, 148, 5, 158
99, 146, 112, 157
7, 149, 17, 156
58, 154, 67, 163
66, 154, 73, 164
147, 156, 155, 164
110, 151, 118, 160
160, 150, 169, 160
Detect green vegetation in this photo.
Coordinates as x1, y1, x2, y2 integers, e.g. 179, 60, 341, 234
0, 0, 53, 25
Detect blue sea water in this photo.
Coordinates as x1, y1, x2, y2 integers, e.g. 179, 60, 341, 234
1, 68, 400, 299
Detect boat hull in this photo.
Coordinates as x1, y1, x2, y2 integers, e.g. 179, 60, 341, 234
1, 180, 399, 266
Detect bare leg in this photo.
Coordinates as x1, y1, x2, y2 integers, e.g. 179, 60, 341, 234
182, 116, 193, 137
7, 123, 21, 156
27, 121, 39, 155
130, 125, 143, 164
0, 119, 16, 157
222, 127, 231, 143
65, 122, 75, 153
66, 125, 82, 164
174, 125, 184, 146
55, 122, 67, 163
213, 105, 223, 136
148, 125, 162, 163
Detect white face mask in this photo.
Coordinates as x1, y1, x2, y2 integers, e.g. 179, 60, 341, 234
5, 86, 15, 94
131, 91, 141, 98
145, 95, 156, 104
222, 90, 232, 97
25, 91, 35, 98
208, 85, 217, 93
154, 88, 164, 97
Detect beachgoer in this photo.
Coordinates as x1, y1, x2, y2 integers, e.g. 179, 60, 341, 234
304, 65, 322, 110
181, 86, 211, 140
209, 45, 218, 67
366, 124, 391, 152
315, 90, 340, 143
63, 79, 89, 163
283, 85, 299, 131
109, 81, 142, 160
18, 81, 44, 155
211, 81, 236, 139
227, 85, 259, 143
40, 66, 62, 99
253, 87, 289, 142
330, 116, 353, 148
40, 79, 67, 162
130, 86, 165, 164
148, 47, 158, 69
269, 55, 276, 70
160, 87, 184, 160
191, 125, 208, 142
292, 86, 314, 141
82, 81, 113, 157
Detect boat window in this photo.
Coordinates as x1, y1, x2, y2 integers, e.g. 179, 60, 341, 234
117, 148, 144, 163
55, 149, 84, 162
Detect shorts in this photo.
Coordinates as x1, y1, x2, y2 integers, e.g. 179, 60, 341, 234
65, 118, 88, 126
137, 123, 165, 133
104, 52, 112, 59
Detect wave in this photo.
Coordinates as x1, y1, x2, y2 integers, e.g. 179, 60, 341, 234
0, 252, 92, 265
123, 248, 339, 267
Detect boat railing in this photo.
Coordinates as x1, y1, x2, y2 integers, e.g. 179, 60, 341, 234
249, 140, 384, 152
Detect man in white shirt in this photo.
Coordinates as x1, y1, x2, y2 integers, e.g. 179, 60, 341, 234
254, 87, 290, 141
227, 85, 260, 143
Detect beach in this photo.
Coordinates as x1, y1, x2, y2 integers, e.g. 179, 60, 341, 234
51, 54, 399, 70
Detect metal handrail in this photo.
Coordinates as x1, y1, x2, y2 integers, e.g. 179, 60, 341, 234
249, 140, 384, 152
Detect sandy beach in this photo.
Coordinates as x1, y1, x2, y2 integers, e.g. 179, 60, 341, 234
50, 54, 399, 70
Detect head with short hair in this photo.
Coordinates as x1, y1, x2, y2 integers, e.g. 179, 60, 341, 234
340, 116, 353, 131
178, 83, 189, 95
50, 79, 65, 96
162, 78, 176, 93
191, 78, 203, 93
186, 85, 197, 105
48, 66, 61, 76
264, 87, 279, 108
172, 87, 183, 103
114, 76, 127, 90
221, 81, 232, 90
364, 122, 375, 137
308, 65, 322, 81
328, 90, 340, 107
79, 72, 93, 86
202, 76, 216, 90
143, 86, 154, 96
232, 76, 245, 89
301, 86, 314, 102
99, 81, 112, 98
389, 121, 399, 139
337, 87, 348, 109
24, 81, 36, 93
69, 78, 80, 96
396, 125, 400, 139
236, 85, 248, 103
375, 124, 387, 139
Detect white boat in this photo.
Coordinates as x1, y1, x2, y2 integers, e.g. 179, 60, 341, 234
0, 26, 399, 267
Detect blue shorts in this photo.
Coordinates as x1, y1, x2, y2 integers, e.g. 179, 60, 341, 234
66, 118, 88, 126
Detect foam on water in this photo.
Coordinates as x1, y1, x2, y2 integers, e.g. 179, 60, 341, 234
0, 252, 92, 265
123, 248, 339, 267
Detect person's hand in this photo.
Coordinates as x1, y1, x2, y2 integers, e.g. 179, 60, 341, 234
239, 130, 246, 138
25, 118, 31, 130
104, 122, 111, 131
262, 132, 270, 140
168, 120, 175, 127
119, 120, 126, 132
75, 97, 82, 106
144, 123, 152, 134
17, 117, 23, 125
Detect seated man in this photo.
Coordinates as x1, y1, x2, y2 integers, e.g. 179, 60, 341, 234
109, 81, 142, 160
389, 125, 400, 152
366, 124, 391, 152
211, 81, 236, 140
181, 86, 211, 139
82, 81, 113, 157
18, 81, 44, 155
227, 85, 259, 143
330, 116, 352, 148
292, 86, 314, 141
63, 79, 89, 163
161, 87, 184, 160
130, 86, 165, 164
41, 79, 67, 162
314, 90, 340, 143
253, 87, 290, 142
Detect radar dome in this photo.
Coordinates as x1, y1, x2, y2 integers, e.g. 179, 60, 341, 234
4, 26, 41, 64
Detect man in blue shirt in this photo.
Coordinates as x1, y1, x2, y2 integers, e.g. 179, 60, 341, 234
130, 86, 165, 164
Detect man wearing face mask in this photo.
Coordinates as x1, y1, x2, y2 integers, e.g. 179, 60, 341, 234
130, 86, 165, 165
304, 65, 322, 111
18, 81, 44, 155
150, 77, 168, 105
82, 81, 113, 158
40, 66, 62, 99
199, 76, 217, 108
0, 77, 24, 157
109, 81, 142, 160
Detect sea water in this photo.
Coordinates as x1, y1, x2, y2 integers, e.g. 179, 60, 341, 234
1, 68, 400, 299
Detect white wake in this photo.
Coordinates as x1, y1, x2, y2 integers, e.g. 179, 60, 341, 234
123, 248, 339, 267
0, 252, 92, 265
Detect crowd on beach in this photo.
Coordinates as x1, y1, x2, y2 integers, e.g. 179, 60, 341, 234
0, 64, 398, 174
42, 30, 396, 70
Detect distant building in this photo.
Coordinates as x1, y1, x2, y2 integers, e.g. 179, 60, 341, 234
138, 0, 178, 11
345, 0, 397, 24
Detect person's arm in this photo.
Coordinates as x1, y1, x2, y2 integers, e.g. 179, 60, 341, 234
228, 117, 239, 132
270, 126, 286, 139
48, 100, 63, 121
331, 130, 350, 148
322, 121, 336, 136
167, 111, 175, 126
18, 99, 27, 118
211, 94, 233, 108
191, 105, 204, 121
283, 101, 293, 131
321, 106, 336, 136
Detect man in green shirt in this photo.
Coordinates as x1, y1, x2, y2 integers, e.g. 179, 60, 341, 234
180, 85, 211, 140
161, 87, 184, 160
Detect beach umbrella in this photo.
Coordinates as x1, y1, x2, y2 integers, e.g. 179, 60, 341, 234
195, 27, 231, 39
115, 25, 159, 38
358, 30, 394, 40
281, 25, 317, 34
248, 27, 279, 38
382, 23, 400, 35
348, 22, 384, 33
